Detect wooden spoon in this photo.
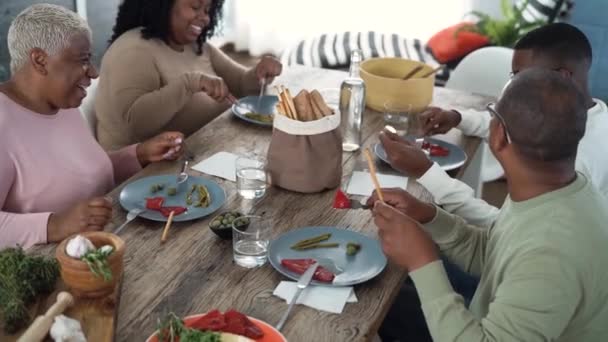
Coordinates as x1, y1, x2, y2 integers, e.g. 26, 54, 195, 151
421, 65, 445, 78
401, 65, 424, 80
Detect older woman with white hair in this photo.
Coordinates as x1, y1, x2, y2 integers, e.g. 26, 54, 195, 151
0, 4, 185, 249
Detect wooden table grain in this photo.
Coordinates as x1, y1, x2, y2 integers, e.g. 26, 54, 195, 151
41, 66, 492, 342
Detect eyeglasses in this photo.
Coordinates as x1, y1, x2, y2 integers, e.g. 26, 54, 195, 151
486, 102, 512, 144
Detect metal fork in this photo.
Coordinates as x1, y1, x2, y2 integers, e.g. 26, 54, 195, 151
256, 77, 266, 110
113, 207, 146, 235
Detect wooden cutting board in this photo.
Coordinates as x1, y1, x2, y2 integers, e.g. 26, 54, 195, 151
0, 277, 122, 342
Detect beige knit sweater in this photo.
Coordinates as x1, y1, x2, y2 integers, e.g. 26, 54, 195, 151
95, 28, 260, 150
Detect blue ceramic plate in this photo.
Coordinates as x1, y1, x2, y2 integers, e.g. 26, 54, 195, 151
268, 226, 387, 287
119, 175, 226, 222
231, 95, 278, 127
374, 137, 467, 171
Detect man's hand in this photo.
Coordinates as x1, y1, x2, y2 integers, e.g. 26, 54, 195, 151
419, 106, 462, 136
373, 201, 439, 272
366, 188, 437, 224
380, 130, 433, 178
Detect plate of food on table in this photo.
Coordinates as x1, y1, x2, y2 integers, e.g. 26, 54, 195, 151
231, 95, 278, 127
119, 175, 226, 222
374, 136, 467, 171
268, 226, 387, 287
147, 309, 287, 342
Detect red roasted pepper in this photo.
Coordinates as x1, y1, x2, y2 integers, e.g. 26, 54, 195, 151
188, 309, 264, 340
146, 197, 187, 216
333, 189, 351, 209
422, 141, 450, 157
159, 206, 188, 217
146, 197, 164, 210
189, 309, 226, 331
281, 258, 335, 282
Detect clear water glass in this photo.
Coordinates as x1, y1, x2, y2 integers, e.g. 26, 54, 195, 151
236, 155, 267, 199
232, 216, 269, 268
383, 102, 423, 137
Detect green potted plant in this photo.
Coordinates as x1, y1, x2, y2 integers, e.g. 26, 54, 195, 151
464, 0, 548, 48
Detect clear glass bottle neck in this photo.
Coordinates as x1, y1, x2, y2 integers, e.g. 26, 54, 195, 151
349, 62, 361, 78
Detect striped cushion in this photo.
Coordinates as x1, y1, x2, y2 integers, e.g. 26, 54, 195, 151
518, 0, 575, 23
281, 31, 448, 85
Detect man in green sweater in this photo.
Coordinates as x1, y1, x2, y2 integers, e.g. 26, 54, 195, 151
371, 68, 608, 341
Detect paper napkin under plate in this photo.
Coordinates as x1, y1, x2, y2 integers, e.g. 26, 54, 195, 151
192, 152, 255, 182
346, 171, 408, 197
273, 281, 357, 314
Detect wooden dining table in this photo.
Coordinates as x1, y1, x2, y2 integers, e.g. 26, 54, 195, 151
41, 66, 492, 342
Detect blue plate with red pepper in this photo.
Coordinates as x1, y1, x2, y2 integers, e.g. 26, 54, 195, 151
374, 136, 467, 171
268, 226, 387, 287
119, 174, 226, 222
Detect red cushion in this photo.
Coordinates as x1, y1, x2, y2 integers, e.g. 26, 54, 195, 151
427, 22, 490, 64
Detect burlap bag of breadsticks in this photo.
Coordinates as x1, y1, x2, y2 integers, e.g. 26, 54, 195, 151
266, 88, 342, 193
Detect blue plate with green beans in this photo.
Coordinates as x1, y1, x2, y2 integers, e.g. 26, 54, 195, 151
231, 95, 278, 127
268, 226, 387, 287
119, 174, 226, 222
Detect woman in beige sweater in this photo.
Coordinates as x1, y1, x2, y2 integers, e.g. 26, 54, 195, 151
95, 0, 282, 150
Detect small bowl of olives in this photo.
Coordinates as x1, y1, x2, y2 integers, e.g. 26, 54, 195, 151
208, 211, 250, 239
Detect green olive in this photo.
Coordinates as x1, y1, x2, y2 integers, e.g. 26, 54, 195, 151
216, 215, 224, 221
210, 220, 221, 228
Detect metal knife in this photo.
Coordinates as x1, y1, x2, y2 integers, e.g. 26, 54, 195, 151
275, 262, 319, 331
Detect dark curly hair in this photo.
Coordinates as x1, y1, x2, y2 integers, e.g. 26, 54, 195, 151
109, 0, 224, 55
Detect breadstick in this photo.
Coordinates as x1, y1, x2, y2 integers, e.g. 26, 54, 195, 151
294, 90, 313, 121
311, 90, 334, 116
283, 87, 300, 121
363, 148, 384, 202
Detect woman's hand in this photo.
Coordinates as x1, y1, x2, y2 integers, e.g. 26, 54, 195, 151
199, 74, 237, 104
254, 56, 282, 84
136, 131, 185, 166
47, 197, 113, 243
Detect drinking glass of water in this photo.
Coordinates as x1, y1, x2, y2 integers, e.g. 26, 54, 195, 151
232, 216, 269, 268
236, 155, 267, 199
383, 102, 423, 137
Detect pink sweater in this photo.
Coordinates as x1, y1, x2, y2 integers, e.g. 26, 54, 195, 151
0, 93, 142, 249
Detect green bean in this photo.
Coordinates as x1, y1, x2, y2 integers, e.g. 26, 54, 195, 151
293, 243, 339, 251
291, 233, 332, 249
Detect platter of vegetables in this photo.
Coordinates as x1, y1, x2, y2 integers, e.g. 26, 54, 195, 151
268, 227, 387, 286
119, 175, 226, 222
146, 309, 287, 342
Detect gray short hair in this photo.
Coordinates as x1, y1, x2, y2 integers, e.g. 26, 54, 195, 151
7, 4, 91, 73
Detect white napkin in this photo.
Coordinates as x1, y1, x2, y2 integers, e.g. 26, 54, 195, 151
346, 171, 408, 196
192, 152, 256, 182
273, 281, 357, 314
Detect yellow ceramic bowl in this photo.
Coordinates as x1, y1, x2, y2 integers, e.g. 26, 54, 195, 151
360, 58, 434, 113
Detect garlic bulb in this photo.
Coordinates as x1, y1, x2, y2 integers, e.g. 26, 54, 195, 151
50, 314, 87, 342
65, 235, 95, 259
99, 245, 114, 255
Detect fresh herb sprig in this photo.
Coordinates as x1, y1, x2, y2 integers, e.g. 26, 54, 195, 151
156, 312, 220, 342
81, 246, 114, 282
0, 247, 59, 333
